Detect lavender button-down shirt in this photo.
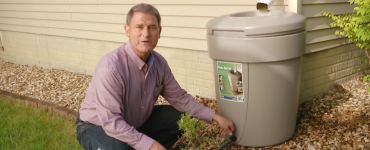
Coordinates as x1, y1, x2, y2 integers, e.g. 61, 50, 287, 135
79, 42, 215, 150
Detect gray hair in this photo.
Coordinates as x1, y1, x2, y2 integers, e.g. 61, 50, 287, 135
126, 3, 161, 26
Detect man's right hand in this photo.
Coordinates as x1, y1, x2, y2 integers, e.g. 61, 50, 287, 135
150, 141, 167, 150
212, 113, 235, 136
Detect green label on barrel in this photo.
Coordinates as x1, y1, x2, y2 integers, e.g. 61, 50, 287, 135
217, 61, 244, 102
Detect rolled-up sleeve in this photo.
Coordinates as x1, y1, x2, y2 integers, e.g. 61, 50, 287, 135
92, 66, 155, 150
160, 62, 215, 123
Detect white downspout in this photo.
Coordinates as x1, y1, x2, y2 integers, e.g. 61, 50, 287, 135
257, 0, 277, 11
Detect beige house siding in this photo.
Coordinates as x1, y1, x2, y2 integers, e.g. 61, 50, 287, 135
0, 31, 122, 75
0, 0, 287, 51
0, 0, 367, 101
299, 0, 367, 102
0, 0, 287, 99
303, 1, 356, 53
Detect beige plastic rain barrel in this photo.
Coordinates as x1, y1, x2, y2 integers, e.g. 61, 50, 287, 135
206, 10, 306, 147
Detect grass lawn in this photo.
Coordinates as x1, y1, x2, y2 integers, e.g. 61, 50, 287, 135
0, 97, 84, 150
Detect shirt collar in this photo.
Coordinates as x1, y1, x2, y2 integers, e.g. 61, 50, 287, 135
124, 42, 153, 70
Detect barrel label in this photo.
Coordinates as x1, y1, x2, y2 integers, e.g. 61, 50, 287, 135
217, 61, 244, 102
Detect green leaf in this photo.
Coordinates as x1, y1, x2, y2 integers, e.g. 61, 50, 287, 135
363, 75, 370, 82
177, 112, 208, 149
367, 87, 370, 93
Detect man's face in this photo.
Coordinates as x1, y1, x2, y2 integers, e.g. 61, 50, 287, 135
124, 11, 161, 58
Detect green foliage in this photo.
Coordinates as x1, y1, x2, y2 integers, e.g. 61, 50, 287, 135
328, 102, 337, 108
321, 0, 370, 50
177, 113, 209, 150
321, 0, 370, 92
363, 74, 370, 82
364, 75, 370, 92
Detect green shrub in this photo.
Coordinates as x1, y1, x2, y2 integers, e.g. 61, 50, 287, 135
321, 0, 370, 92
177, 113, 209, 150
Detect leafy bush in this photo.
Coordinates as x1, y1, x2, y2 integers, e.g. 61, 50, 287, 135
177, 113, 209, 150
321, 0, 370, 92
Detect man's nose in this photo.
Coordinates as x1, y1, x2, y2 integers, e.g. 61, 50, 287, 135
142, 27, 150, 37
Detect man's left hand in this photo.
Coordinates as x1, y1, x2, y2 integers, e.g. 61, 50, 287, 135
212, 113, 235, 136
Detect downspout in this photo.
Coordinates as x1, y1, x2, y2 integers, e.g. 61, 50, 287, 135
256, 0, 277, 11
287, 0, 302, 14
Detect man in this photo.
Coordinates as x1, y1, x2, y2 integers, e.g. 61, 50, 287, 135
76, 3, 234, 150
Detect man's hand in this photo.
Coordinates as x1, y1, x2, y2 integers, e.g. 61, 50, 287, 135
150, 141, 167, 150
212, 113, 235, 136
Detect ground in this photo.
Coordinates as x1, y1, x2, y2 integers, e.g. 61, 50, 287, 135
1, 60, 369, 150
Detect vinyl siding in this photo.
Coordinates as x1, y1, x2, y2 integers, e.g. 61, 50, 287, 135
0, 0, 286, 98
302, 1, 356, 52
0, 1, 287, 51
299, 0, 368, 102
0, 0, 368, 101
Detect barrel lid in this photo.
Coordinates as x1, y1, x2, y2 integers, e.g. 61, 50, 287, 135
206, 10, 306, 37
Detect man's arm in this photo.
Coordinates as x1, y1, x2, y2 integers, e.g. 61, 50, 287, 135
159, 61, 215, 123
159, 60, 235, 135
91, 66, 155, 150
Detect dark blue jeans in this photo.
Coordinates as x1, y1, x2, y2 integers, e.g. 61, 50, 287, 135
76, 105, 184, 150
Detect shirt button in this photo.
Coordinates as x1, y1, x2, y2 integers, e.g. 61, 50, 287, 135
144, 91, 146, 94
140, 120, 142, 123
142, 106, 144, 109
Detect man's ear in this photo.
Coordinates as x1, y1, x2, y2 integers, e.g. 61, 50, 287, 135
124, 24, 130, 37
159, 26, 162, 39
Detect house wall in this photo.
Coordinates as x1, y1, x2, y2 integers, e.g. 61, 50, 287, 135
299, 0, 368, 102
0, 0, 367, 101
0, 0, 286, 99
